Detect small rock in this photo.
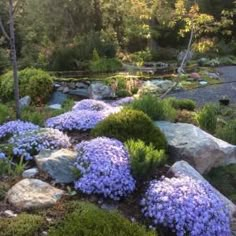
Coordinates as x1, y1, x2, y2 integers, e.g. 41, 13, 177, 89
35, 149, 77, 184
3, 210, 17, 218
63, 87, 70, 93
22, 168, 39, 178
6, 179, 64, 210
76, 82, 89, 89
41, 231, 48, 236
190, 72, 201, 80
19, 96, 31, 110
48, 104, 62, 110
48, 91, 68, 105
68, 88, 89, 98
208, 72, 220, 80
101, 203, 118, 211
199, 81, 208, 86
89, 82, 115, 100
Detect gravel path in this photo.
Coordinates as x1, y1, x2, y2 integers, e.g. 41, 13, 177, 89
169, 66, 236, 106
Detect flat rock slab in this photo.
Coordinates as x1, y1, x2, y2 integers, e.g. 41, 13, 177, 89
154, 121, 236, 173
169, 161, 236, 218
7, 179, 64, 210
35, 149, 77, 184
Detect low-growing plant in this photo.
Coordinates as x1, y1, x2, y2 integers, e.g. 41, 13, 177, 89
125, 139, 167, 180
89, 58, 122, 73
216, 119, 236, 145
0, 104, 12, 124
206, 164, 236, 202
168, 97, 196, 111
197, 104, 218, 134
128, 95, 176, 121
116, 89, 132, 98
175, 110, 199, 125
48, 201, 156, 236
0, 213, 44, 236
92, 109, 167, 150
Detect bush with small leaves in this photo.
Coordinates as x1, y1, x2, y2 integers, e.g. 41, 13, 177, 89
92, 109, 167, 150
125, 139, 167, 180
0, 213, 44, 236
128, 95, 176, 121
168, 97, 196, 111
197, 104, 218, 134
48, 201, 156, 236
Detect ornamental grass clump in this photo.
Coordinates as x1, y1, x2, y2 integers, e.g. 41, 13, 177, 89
9, 128, 71, 160
0, 120, 39, 140
141, 175, 231, 236
74, 137, 135, 200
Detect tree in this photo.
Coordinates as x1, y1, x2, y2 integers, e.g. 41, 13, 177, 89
0, 0, 20, 119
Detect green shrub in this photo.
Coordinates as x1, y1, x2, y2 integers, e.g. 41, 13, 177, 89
125, 139, 167, 180
0, 48, 10, 74
92, 109, 167, 150
216, 120, 236, 145
197, 104, 217, 134
206, 164, 236, 202
89, 58, 122, 73
48, 201, 156, 236
116, 89, 131, 98
128, 95, 176, 121
0, 213, 44, 236
175, 110, 199, 125
0, 68, 53, 104
168, 97, 196, 111
0, 104, 12, 124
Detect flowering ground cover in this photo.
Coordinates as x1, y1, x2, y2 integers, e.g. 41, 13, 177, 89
141, 175, 231, 236
74, 137, 135, 200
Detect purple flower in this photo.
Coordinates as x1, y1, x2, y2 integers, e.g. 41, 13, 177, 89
0, 120, 39, 140
72, 99, 111, 111
45, 107, 121, 131
0, 152, 6, 160
111, 97, 134, 106
9, 128, 71, 160
141, 175, 231, 236
74, 137, 135, 200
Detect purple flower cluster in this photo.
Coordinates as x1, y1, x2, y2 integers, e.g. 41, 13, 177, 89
0, 120, 39, 140
141, 175, 231, 236
74, 137, 135, 200
72, 99, 111, 111
0, 152, 6, 159
9, 128, 71, 160
45, 105, 121, 131
111, 97, 134, 106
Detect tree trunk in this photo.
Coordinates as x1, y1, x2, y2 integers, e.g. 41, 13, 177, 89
9, 0, 20, 119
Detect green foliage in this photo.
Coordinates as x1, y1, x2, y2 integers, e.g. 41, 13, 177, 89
176, 110, 199, 125
206, 164, 236, 202
125, 139, 167, 180
48, 201, 156, 236
216, 119, 236, 145
116, 89, 131, 98
0, 213, 44, 236
0, 68, 53, 104
0, 48, 10, 74
130, 50, 152, 66
197, 104, 218, 134
168, 97, 196, 111
128, 95, 176, 121
0, 104, 13, 124
89, 58, 122, 73
92, 109, 167, 150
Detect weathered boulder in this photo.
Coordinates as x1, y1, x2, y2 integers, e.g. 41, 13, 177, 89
7, 179, 64, 210
88, 82, 115, 99
68, 88, 89, 98
138, 80, 175, 96
19, 96, 31, 110
154, 121, 236, 173
169, 161, 236, 218
35, 149, 77, 184
48, 91, 68, 105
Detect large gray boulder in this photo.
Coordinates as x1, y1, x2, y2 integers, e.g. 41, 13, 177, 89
19, 96, 31, 110
169, 161, 236, 218
35, 149, 77, 184
7, 179, 64, 210
88, 82, 115, 99
154, 121, 236, 173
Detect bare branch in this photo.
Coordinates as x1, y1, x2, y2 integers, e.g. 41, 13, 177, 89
0, 16, 10, 41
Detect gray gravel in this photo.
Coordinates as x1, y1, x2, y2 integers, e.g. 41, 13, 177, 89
169, 66, 236, 106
